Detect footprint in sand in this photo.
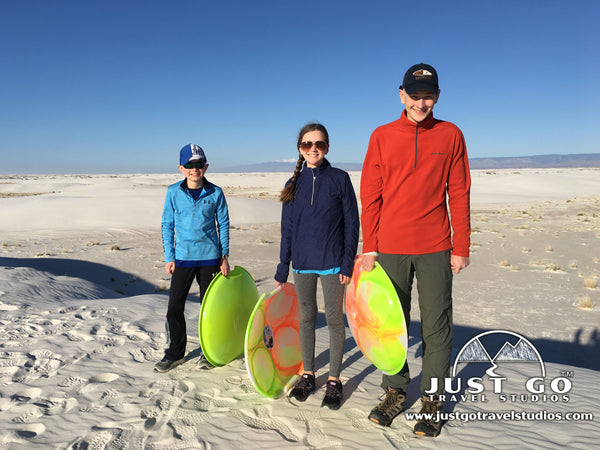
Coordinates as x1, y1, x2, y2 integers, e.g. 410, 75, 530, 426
129, 346, 162, 363
11, 349, 62, 383
305, 418, 346, 449
64, 329, 95, 342
73, 421, 146, 449
382, 428, 412, 449
12, 387, 42, 402
194, 388, 238, 411
231, 406, 302, 442
87, 336, 125, 358
139, 379, 174, 398
224, 374, 257, 394
74, 378, 195, 447
106, 321, 152, 342
34, 396, 78, 415
59, 375, 87, 387
15, 423, 46, 438
58, 305, 80, 314
86, 389, 122, 412
76, 430, 114, 449
141, 379, 194, 431
11, 404, 44, 424
90, 372, 120, 383
344, 408, 378, 431
77, 373, 121, 411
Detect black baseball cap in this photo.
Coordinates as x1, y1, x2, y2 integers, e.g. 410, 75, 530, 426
400, 63, 439, 94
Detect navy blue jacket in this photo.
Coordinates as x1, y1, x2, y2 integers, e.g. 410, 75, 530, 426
275, 159, 359, 283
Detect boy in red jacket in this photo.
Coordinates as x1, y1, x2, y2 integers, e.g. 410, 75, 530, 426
361, 63, 471, 437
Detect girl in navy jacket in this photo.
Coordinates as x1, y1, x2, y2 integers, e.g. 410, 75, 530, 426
275, 123, 359, 409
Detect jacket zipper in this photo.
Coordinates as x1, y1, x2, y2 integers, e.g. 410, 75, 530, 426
414, 124, 419, 168
310, 168, 316, 206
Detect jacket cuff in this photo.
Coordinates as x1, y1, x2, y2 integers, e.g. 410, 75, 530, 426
274, 263, 290, 284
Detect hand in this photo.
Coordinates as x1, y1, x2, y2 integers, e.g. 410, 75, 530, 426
361, 254, 377, 272
220, 258, 230, 277
451, 255, 470, 274
275, 281, 283, 288
339, 274, 351, 285
165, 261, 175, 275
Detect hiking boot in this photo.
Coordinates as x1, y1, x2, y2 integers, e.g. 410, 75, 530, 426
368, 387, 406, 426
289, 373, 316, 401
321, 380, 343, 410
413, 394, 444, 437
154, 356, 185, 373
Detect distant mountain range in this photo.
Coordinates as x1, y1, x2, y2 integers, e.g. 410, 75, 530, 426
468, 153, 600, 170
215, 153, 600, 173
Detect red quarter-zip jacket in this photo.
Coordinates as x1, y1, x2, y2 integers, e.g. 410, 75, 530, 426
360, 110, 471, 257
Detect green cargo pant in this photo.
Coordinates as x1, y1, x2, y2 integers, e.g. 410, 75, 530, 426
378, 250, 453, 396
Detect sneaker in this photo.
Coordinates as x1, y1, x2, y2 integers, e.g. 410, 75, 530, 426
289, 373, 316, 402
154, 356, 185, 373
321, 380, 343, 410
413, 394, 444, 437
197, 352, 214, 370
368, 387, 406, 427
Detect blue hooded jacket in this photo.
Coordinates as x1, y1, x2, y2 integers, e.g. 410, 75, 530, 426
275, 159, 359, 283
161, 178, 229, 263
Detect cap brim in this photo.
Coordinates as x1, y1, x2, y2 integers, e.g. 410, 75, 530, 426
402, 83, 439, 95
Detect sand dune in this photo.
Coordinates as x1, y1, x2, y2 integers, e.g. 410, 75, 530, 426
0, 168, 598, 448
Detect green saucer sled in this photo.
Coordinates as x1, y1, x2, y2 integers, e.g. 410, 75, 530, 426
345, 255, 408, 375
198, 266, 259, 366
245, 283, 303, 398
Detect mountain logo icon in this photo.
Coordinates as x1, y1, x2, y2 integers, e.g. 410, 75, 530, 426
452, 330, 545, 378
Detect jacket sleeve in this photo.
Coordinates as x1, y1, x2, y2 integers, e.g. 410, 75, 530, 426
161, 188, 176, 263
360, 131, 384, 254
341, 173, 360, 277
447, 129, 471, 257
275, 200, 292, 283
216, 190, 230, 256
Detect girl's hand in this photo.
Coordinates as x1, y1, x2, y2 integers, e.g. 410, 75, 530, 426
339, 274, 351, 285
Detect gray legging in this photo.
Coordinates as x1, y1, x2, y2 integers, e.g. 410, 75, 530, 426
292, 272, 346, 378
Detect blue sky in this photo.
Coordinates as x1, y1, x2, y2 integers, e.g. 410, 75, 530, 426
1, 0, 597, 174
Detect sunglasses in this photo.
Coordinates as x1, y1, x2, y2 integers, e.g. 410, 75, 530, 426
183, 161, 205, 169
299, 141, 328, 151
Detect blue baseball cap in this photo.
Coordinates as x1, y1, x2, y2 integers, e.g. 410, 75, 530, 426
179, 144, 207, 166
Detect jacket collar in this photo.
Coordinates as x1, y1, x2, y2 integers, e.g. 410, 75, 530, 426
301, 157, 331, 175
180, 177, 211, 192
400, 110, 436, 130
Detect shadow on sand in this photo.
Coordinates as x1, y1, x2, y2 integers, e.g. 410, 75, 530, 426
313, 313, 599, 408
0, 256, 159, 296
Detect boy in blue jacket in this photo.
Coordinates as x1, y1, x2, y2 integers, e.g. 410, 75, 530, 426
155, 144, 230, 372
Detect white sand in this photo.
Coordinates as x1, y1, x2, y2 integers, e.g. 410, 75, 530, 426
0, 168, 598, 448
